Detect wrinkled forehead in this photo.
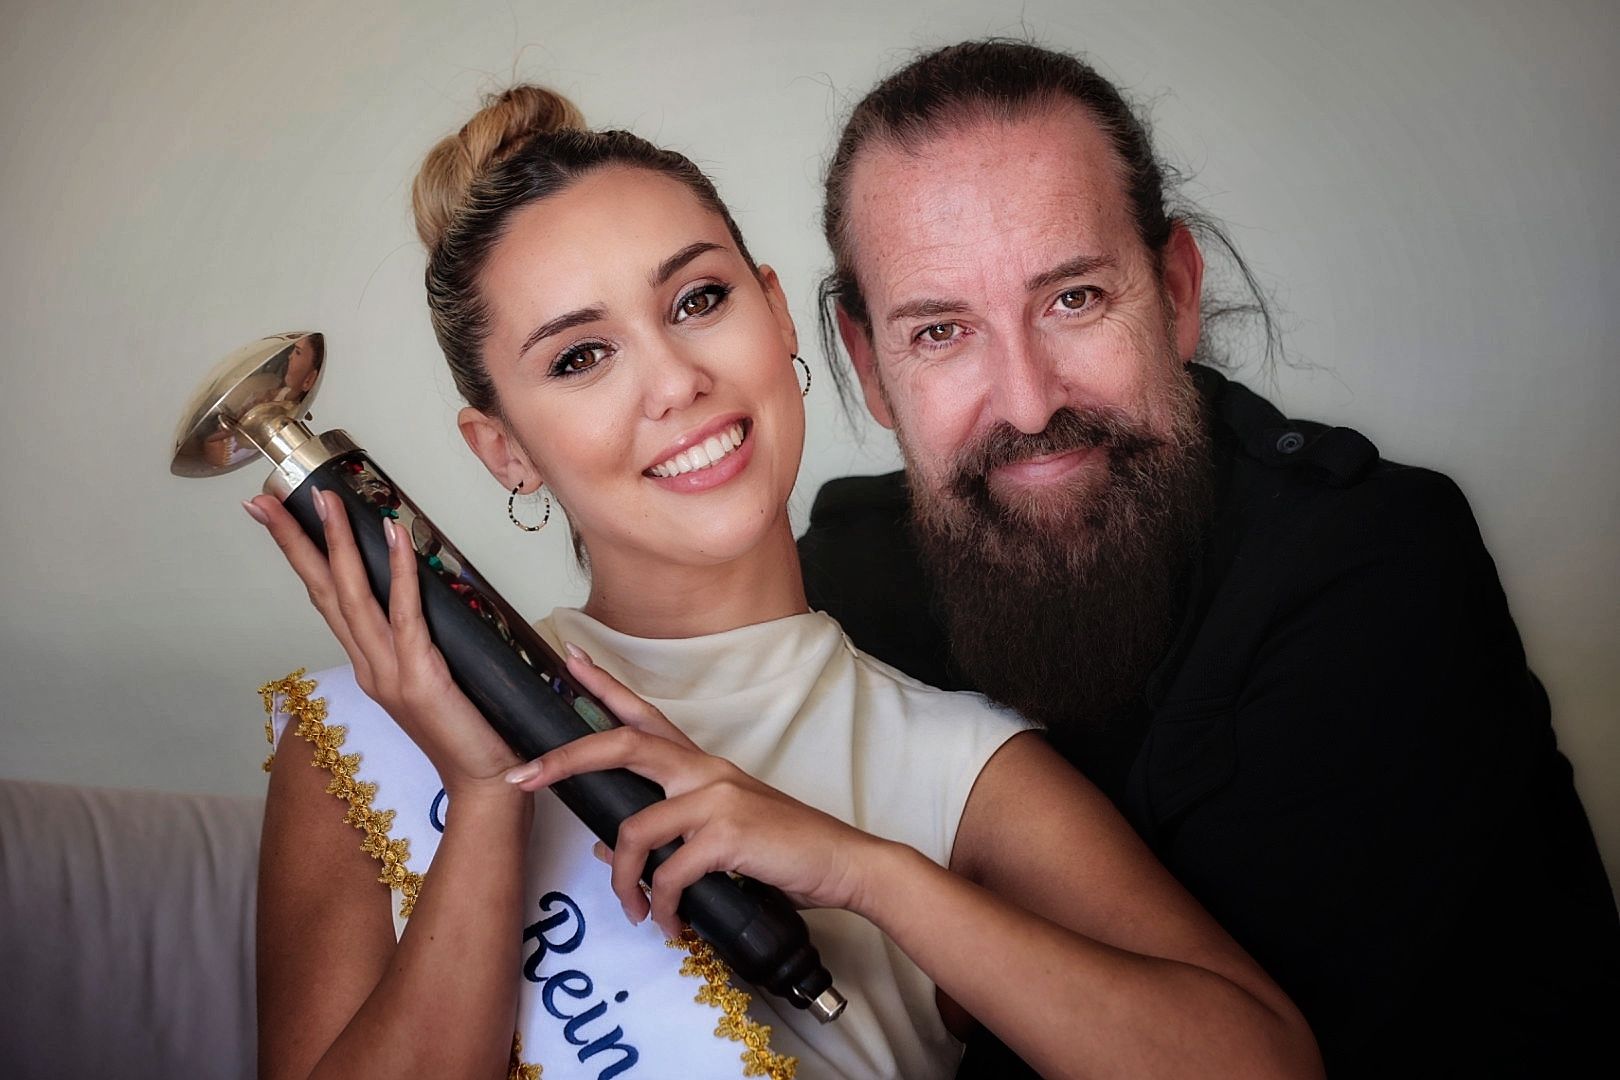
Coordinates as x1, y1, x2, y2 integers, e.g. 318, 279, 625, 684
841, 101, 1142, 302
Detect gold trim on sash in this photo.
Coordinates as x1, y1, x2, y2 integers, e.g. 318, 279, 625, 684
508, 1033, 542, 1079
670, 931, 798, 1079
259, 669, 796, 1079
259, 668, 423, 918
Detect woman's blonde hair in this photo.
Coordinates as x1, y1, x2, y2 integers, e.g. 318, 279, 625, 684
411, 86, 584, 254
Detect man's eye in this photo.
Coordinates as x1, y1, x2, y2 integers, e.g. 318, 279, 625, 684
1055, 288, 1098, 312
552, 343, 610, 376
922, 323, 957, 343
673, 284, 731, 322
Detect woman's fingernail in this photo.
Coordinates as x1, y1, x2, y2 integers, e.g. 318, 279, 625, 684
503, 762, 541, 785
564, 642, 593, 666
241, 499, 270, 525
382, 515, 398, 549
313, 489, 329, 523
592, 841, 611, 863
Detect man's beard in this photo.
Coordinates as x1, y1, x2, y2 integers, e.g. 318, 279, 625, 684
906, 368, 1213, 745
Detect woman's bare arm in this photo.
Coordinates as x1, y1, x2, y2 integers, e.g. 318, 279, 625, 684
257, 714, 532, 1080
884, 730, 1321, 1080
526, 657, 1323, 1080
250, 488, 534, 1079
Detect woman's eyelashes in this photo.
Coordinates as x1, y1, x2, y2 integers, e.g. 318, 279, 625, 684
672, 281, 732, 323
545, 283, 734, 378
550, 341, 613, 377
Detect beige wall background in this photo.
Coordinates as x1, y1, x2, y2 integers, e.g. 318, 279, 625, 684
2, 0, 1615, 895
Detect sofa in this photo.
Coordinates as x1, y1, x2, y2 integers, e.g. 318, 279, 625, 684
0, 777, 262, 1078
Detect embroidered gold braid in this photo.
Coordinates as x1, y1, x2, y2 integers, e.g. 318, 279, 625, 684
258, 669, 424, 919
260, 669, 788, 1077
670, 930, 798, 1079
507, 1032, 542, 1079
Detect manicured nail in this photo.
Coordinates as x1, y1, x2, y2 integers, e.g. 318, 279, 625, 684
564, 642, 593, 666
503, 762, 541, 785
382, 515, 398, 549
241, 499, 270, 525
591, 841, 611, 864
313, 489, 329, 523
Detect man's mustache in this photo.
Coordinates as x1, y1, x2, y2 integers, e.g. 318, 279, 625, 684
947, 407, 1165, 500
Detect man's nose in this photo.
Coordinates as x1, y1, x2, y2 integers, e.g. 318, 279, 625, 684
641, 337, 714, 420
990, 333, 1068, 435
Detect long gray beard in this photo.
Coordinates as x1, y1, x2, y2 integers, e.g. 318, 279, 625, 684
907, 376, 1213, 741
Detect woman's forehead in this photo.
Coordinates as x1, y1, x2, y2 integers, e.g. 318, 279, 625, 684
493, 167, 737, 276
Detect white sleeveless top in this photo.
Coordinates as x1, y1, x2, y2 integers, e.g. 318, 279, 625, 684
263, 609, 1033, 1080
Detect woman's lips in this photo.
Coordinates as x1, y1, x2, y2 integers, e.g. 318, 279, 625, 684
644, 418, 755, 493
647, 419, 748, 478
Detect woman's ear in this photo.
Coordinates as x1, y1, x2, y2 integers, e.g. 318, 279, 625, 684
755, 264, 799, 358
458, 407, 540, 491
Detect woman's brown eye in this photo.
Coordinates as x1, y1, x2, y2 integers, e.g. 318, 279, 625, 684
681, 293, 712, 317
926, 324, 954, 342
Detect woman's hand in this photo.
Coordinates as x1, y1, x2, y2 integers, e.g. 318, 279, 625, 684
503, 648, 884, 936
245, 489, 522, 798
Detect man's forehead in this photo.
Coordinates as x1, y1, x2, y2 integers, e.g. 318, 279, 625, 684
844, 102, 1137, 295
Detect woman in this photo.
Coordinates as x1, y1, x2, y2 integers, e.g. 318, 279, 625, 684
246, 85, 1321, 1080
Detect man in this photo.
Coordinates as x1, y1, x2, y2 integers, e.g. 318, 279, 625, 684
798, 39, 1619, 1076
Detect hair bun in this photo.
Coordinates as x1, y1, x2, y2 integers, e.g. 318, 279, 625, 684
412, 85, 585, 252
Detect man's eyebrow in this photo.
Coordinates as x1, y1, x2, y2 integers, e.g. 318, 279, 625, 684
519, 306, 607, 360
884, 255, 1117, 325
651, 241, 724, 288
886, 297, 972, 324
1025, 254, 1115, 292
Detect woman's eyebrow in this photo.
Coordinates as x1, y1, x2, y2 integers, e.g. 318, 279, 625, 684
650, 241, 723, 287
519, 305, 607, 359
517, 242, 724, 359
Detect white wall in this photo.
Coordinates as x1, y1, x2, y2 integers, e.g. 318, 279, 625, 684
2, 0, 1615, 893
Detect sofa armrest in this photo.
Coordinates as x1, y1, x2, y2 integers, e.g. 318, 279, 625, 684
0, 777, 262, 1079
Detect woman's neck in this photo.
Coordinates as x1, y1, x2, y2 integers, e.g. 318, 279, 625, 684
578, 514, 808, 639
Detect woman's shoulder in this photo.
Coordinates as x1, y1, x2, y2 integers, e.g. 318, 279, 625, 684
260, 663, 438, 791
261, 662, 386, 741
834, 627, 1037, 735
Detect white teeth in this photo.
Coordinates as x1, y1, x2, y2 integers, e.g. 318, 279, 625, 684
650, 422, 746, 478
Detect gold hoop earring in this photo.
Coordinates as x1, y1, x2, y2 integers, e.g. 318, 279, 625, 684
794, 354, 812, 397
507, 484, 551, 532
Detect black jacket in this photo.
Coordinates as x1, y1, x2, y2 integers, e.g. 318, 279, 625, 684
798, 366, 1619, 1076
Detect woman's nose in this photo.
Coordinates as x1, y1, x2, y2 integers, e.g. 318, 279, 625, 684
640, 337, 714, 420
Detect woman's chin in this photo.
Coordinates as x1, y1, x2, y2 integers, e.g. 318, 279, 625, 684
633, 506, 785, 570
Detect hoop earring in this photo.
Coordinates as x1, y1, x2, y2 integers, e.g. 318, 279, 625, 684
793, 354, 812, 397
507, 484, 551, 533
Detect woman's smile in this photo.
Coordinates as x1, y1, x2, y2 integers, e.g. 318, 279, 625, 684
645, 416, 754, 492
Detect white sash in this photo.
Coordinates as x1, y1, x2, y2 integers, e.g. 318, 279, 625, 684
261, 667, 796, 1080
